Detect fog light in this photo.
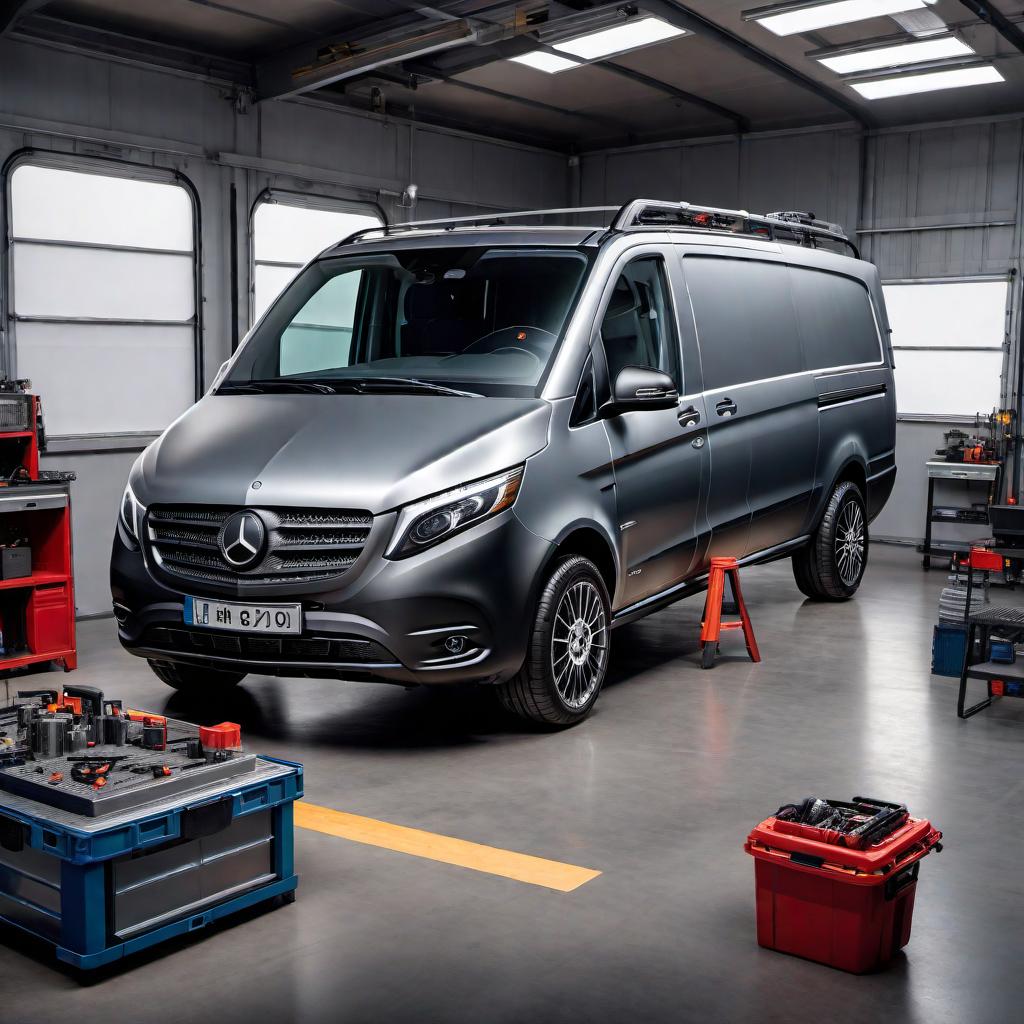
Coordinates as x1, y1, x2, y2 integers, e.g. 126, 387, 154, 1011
444, 635, 468, 655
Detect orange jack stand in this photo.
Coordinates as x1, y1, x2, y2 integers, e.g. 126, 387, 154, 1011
699, 557, 761, 669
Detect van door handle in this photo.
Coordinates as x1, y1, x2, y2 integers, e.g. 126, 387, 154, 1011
716, 398, 737, 417
677, 406, 701, 428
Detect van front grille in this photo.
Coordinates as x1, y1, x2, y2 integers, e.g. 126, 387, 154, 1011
145, 505, 373, 590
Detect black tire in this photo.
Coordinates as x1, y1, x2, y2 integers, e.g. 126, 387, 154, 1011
495, 555, 611, 727
147, 659, 247, 692
792, 480, 869, 601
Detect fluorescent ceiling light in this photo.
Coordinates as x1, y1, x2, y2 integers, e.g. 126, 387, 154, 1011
508, 51, 581, 74
552, 16, 687, 60
850, 64, 1004, 99
819, 36, 974, 74
755, 1, 928, 37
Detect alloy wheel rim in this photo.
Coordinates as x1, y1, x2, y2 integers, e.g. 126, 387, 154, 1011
835, 500, 865, 587
551, 580, 608, 710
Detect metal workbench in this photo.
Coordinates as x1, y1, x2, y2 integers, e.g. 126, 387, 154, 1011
920, 460, 1000, 570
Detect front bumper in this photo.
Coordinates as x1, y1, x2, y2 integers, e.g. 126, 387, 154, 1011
111, 509, 553, 686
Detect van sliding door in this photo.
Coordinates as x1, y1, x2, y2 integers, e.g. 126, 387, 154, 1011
680, 252, 819, 559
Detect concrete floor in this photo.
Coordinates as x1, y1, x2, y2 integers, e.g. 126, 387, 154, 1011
2, 544, 1022, 1023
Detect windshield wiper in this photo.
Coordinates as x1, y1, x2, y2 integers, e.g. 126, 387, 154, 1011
338, 376, 482, 398
218, 379, 358, 395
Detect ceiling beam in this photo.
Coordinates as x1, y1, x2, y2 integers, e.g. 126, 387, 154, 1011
10, 13, 254, 83
641, 0, 873, 127
402, 66, 634, 132
583, 55, 749, 131
1, 0, 52, 36
257, 18, 481, 99
410, 32, 749, 131
255, 3, 548, 101
957, 0, 1024, 56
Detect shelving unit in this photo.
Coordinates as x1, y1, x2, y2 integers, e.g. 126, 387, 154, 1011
920, 460, 1000, 570
0, 485, 76, 674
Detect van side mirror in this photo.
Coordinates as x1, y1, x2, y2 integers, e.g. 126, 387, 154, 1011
602, 366, 678, 416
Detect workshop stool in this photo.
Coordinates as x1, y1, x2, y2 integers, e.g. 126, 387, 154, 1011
700, 557, 760, 670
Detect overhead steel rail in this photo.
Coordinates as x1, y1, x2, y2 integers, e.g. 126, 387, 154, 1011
337, 199, 860, 258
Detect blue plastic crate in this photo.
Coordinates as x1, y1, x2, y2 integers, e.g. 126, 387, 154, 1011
0, 755, 302, 969
932, 623, 968, 677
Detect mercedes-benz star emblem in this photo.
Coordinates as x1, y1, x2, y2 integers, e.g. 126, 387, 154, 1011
218, 511, 266, 569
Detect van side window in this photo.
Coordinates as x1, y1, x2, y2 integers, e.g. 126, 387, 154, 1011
571, 355, 597, 427
789, 267, 881, 369
683, 256, 801, 391
599, 257, 681, 390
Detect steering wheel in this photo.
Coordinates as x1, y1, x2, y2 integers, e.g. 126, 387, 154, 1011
461, 326, 556, 360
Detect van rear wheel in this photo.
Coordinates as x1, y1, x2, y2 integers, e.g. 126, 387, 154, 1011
496, 555, 610, 727
792, 480, 868, 601
147, 659, 247, 692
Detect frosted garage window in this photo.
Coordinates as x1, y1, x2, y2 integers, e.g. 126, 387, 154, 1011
9, 163, 196, 436
883, 280, 1009, 418
252, 198, 381, 322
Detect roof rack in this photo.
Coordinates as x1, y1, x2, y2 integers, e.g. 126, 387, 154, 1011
338, 206, 619, 246
611, 199, 859, 258
335, 199, 859, 259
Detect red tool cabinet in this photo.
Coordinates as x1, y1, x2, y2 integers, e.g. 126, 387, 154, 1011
0, 385, 76, 674
0, 483, 76, 672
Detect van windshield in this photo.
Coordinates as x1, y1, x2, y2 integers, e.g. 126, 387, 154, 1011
222, 246, 591, 398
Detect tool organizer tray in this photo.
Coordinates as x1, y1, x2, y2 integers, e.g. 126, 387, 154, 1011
0, 720, 258, 816
0, 754, 302, 969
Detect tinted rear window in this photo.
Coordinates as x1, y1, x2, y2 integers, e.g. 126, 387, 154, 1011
789, 267, 881, 370
683, 256, 802, 391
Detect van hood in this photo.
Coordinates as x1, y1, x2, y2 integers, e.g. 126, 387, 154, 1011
136, 393, 551, 514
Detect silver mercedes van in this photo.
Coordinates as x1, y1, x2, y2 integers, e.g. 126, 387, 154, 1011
111, 199, 896, 726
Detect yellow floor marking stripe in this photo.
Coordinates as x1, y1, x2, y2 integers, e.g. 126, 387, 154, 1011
295, 802, 601, 893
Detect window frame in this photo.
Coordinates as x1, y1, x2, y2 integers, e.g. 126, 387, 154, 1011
1, 149, 202, 445
788, 263, 886, 374
881, 275, 1010, 422
678, 247, 886, 395
590, 246, 686, 400
248, 188, 384, 330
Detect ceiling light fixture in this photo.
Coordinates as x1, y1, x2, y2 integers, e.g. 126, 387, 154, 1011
552, 16, 687, 60
508, 51, 582, 74
747, 1, 930, 37
849, 63, 1004, 99
818, 36, 974, 74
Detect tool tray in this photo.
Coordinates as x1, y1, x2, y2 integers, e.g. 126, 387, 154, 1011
0, 719, 257, 817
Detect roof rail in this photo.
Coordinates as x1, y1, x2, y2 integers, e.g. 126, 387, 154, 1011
337, 206, 620, 247
610, 199, 859, 258
333, 200, 860, 259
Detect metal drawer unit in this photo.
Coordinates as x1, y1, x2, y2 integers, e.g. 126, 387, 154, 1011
0, 754, 302, 969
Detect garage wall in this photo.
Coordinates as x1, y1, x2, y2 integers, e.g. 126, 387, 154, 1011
0, 35, 571, 616
580, 116, 1024, 545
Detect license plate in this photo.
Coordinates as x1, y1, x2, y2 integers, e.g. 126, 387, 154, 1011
185, 597, 302, 635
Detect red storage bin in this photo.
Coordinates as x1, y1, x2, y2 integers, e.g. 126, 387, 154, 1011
745, 813, 942, 973
25, 582, 73, 655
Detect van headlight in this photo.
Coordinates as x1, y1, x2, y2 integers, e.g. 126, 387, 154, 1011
387, 466, 524, 558
119, 481, 145, 543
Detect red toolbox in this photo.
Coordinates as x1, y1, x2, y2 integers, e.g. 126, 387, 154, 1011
745, 802, 943, 974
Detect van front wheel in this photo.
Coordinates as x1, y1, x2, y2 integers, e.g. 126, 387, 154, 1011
792, 480, 868, 601
496, 555, 610, 727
